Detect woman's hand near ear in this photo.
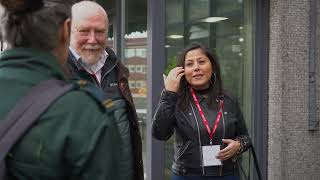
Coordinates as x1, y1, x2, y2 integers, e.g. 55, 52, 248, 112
164, 67, 184, 93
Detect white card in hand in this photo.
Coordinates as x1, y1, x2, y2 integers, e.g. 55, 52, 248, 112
202, 145, 222, 166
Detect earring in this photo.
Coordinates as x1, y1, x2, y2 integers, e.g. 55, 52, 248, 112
210, 72, 216, 86
212, 72, 216, 82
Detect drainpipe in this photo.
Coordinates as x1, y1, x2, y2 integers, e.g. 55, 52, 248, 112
308, 0, 318, 131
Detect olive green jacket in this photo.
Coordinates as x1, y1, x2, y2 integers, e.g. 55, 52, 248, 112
0, 48, 121, 180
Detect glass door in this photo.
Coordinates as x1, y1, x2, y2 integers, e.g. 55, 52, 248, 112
165, 0, 255, 179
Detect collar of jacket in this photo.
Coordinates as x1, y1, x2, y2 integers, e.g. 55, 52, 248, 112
0, 47, 67, 81
104, 47, 129, 82
68, 47, 129, 81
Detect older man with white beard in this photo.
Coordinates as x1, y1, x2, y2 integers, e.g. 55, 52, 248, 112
67, 1, 144, 180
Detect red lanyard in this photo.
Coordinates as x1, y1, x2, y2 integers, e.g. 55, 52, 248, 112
190, 88, 224, 145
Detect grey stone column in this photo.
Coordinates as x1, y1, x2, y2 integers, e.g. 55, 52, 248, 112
269, 0, 320, 179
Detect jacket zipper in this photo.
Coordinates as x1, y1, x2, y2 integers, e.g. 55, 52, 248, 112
100, 60, 117, 84
90, 73, 101, 88
190, 102, 205, 175
190, 100, 226, 176
176, 141, 192, 160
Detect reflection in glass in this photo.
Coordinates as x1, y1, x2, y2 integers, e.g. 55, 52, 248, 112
124, 0, 147, 179
188, 0, 209, 21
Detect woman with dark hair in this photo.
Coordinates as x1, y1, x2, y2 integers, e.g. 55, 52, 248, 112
152, 43, 251, 180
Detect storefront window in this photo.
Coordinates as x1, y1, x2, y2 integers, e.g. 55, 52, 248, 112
165, 0, 254, 179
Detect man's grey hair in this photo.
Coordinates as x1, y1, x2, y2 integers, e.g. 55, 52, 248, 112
71, 0, 108, 31
0, 0, 74, 51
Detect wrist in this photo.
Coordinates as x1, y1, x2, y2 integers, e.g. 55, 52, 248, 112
235, 139, 242, 154
164, 86, 178, 93
231, 139, 242, 162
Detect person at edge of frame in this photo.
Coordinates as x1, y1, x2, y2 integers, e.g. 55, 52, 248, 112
0, 0, 122, 179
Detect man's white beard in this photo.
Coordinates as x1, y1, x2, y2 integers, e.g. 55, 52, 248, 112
80, 51, 102, 65
79, 44, 104, 65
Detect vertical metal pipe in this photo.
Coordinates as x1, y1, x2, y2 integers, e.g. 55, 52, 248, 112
146, 0, 166, 180
254, 0, 269, 179
114, 0, 125, 61
308, 0, 318, 131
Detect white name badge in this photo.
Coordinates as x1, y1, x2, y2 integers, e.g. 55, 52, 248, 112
202, 145, 222, 166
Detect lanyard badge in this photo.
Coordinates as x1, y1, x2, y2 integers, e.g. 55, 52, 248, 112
190, 88, 224, 145
190, 88, 224, 167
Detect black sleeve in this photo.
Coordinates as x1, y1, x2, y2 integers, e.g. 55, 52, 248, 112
152, 89, 178, 141
232, 97, 252, 153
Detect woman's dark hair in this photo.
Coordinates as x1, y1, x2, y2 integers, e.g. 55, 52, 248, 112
177, 42, 223, 111
0, 0, 74, 50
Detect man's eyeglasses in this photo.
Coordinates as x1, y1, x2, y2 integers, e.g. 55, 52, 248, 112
74, 28, 106, 38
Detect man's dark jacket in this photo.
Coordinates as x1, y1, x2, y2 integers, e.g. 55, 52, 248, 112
67, 47, 144, 180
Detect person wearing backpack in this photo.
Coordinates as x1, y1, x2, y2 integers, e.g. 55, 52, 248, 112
0, 0, 122, 179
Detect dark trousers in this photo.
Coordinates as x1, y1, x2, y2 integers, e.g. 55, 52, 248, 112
171, 173, 241, 180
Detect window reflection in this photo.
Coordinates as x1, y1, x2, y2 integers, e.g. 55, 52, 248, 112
188, 0, 209, 21
125, 48, 147, 58
124, 0, 147, 179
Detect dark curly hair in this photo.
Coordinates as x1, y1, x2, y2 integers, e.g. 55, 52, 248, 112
0, 0, 43, 13
176, 42, 224, 111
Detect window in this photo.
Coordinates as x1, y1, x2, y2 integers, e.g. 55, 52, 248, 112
165, 0, 255, 179
136, 65, 144, 73
142, 66, 147, 73
128, 65, 136, 73
125, 48, 136, 58
136, 48, 147, 58
129, 80, 136, 88
136, 81, 143, 88
123, 0, 148, 178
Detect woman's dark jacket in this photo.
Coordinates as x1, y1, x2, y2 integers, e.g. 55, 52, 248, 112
67, 47, 143, 180
152, 90, 251, 176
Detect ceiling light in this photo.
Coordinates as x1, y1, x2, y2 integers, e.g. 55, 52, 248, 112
202, 17, 228, 23
168, 35, 184, 39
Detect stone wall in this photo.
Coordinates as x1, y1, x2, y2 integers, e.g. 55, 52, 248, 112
268, 0, 320, 179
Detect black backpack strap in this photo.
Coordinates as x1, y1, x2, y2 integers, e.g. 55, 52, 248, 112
0, 78, 73, 178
